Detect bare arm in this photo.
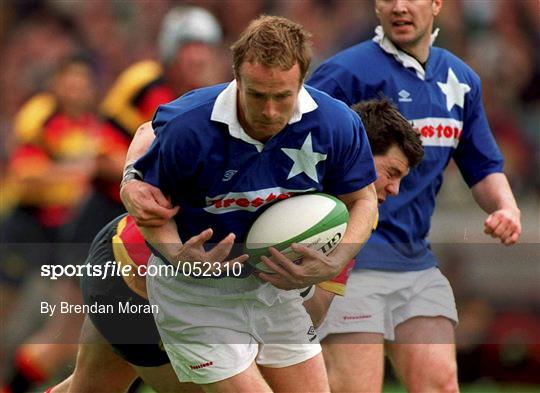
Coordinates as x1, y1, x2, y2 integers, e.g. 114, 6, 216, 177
140, 221, 247, 272
259, 183, 378, 289
332, 183, 378, 265
303, 287, 335, 328
138, 218, 183, 263
120, 122, 179, 226
471, 172, 521, 245
123, 122, 156, 169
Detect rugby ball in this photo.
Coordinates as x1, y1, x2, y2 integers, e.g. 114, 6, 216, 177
244, 193, 348, 273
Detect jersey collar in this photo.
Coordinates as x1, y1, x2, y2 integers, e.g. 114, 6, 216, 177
373, 25, 439, 80
211, 80, 318, 152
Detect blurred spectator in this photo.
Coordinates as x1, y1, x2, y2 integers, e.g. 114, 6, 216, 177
0, 55, 101, 392
60, 4, 228, 276
1, 54, 99, 290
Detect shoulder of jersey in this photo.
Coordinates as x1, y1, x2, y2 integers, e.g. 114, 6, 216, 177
307, 86, 357, 120
14, 93, 57, 144
326, 40, 375, 64
314, 40, 384, 84
433, 47, 479, 78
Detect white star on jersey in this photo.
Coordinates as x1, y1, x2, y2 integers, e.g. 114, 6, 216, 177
437, 67, 471, 111
282, 133, 327, 183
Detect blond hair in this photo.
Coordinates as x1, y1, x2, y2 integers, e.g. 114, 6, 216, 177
231, 15, 312, 81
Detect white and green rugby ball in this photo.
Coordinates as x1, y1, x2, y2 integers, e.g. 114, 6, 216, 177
244, 193, 348, 273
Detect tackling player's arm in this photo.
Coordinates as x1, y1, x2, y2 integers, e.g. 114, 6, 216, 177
471, 172, 521, 245
120, 122, 179, 227
333, 184, 378, 265
259, 183, 377, 289
139, 222, 247, 271
303, 258, 355, 327
138, 218, 183, 262
303, 287, 335, 327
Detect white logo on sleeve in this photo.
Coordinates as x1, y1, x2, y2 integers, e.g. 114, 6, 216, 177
281, 132, 327, 183
398, 89, 412, 102
437, 68, 471, 111
222, 170, 237, 182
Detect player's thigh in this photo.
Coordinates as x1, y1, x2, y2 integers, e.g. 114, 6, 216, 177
392, 315, 455, 344
68, 317, 137, 393
322, 332, 385, 392
387, 316, 456, 382
259, 352, 329, 393
202, 361, 272, 393
68, 344, 137, 393
133, 363, 202, 393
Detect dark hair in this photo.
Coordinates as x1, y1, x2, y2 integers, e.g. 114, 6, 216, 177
231, 15, 312, 82
352, 98, 424, 168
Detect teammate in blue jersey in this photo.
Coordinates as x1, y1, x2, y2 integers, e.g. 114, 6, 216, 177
132, 15, 378, 392
307, 1, 522, 392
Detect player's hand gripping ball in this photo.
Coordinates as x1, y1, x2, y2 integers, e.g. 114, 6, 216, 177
244, 193, 348, 273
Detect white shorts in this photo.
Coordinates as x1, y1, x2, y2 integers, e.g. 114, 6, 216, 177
146, 256, 321, 384
317, 267, 458, 341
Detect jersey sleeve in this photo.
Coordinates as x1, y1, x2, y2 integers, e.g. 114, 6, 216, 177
134, 108, 202, 196
453, 79, 504, 187
322, 108, 377, 196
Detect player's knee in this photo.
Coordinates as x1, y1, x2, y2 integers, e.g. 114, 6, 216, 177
436, 360, 459, 393
327, 372, 348, 393
428, 366, 459, 393
325, 362, 358, 392
405, 358, 458, 393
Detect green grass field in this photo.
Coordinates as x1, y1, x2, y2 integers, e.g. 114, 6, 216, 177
136, 382, 540, 393
383, 382, 539, 393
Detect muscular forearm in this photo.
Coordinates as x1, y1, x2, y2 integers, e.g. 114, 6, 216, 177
120, 121, 179, 227
332, 183, 378, 271
472, 173, 519, 214
303, 287, 335, 327
138, 218, 182, 263
471, 172, 521, 245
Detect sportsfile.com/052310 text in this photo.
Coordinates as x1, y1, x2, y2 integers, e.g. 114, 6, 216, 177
40, 260, 243, 280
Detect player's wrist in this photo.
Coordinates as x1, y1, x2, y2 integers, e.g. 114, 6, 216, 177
121, 163, 143, 189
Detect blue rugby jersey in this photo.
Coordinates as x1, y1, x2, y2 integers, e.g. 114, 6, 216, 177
135, 81, 376, 251
308, 27, 504, 271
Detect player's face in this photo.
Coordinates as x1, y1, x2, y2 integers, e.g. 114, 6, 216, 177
236, 61, 302, 142
373, 144, 410, 205
375, 0, 442, 57
52, 63, 96, 116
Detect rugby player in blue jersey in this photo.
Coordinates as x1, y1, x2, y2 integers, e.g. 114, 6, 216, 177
307, 1, 522, 392
45, 98, 423, 393
129, 15, 378, 393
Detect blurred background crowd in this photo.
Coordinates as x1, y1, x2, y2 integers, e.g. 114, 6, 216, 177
0, 0, 538, 391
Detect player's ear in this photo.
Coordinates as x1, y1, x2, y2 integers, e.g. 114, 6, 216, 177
432, 0, 443, 16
